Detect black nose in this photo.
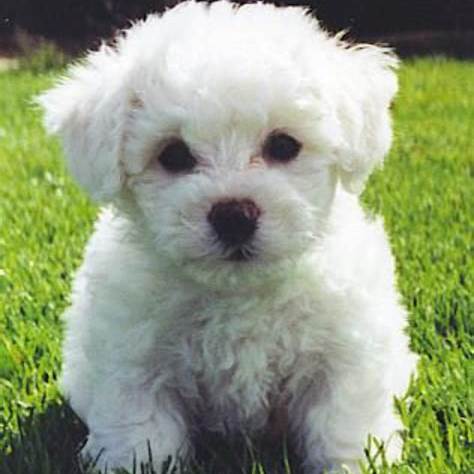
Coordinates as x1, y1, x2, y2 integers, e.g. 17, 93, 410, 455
208, 199, 261, 247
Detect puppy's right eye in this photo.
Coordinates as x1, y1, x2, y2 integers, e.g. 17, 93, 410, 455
158, 140, 197, 173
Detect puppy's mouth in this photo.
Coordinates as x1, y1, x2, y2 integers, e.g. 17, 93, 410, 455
226, 246, 257, 262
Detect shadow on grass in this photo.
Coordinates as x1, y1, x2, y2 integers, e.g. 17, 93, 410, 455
190, 429, 299, 474
0, 401, 87, 474
0, 400, 301, 474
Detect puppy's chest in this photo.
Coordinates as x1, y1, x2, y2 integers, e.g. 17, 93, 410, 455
171, 297, 307, 430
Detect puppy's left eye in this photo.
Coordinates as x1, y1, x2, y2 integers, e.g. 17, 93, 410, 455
158, 140, 197, 173
263, 132, 302, 163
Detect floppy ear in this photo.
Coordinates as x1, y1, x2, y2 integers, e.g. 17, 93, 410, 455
332, 44, 398, 194
38, 45, 128, 201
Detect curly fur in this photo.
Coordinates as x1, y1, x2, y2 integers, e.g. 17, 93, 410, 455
39, 2, 416, 472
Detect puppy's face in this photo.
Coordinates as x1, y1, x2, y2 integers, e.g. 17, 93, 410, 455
125, 66, 336, 285
39, 1, 398, 289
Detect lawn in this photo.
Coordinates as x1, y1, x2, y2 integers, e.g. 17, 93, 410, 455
0, 59, 472, 473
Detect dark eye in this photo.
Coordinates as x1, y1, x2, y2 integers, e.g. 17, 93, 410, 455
158, 140, 197, 173
263, 132, 302, 163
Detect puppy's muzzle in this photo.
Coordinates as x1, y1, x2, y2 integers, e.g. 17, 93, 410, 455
207, 199, 261, 258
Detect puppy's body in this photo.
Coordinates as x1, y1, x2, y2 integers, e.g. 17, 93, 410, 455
63, 190, 413, 472
40, 2, 416, 472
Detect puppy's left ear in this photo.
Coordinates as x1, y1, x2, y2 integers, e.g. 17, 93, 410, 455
332, 44, 398, 194
37, 46, 129, 201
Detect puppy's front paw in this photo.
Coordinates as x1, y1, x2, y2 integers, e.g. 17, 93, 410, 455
80, 433, 177, 473
304, 460, 359, 474
80, 434, 129, 473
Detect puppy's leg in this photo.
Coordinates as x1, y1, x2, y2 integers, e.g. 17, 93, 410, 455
79, 378, 189, 473
291, 363, 408, 474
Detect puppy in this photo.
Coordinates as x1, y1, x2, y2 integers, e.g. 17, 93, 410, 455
39, 1, 416, 472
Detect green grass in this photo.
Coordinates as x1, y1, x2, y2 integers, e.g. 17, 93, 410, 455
0, 58, 473, 473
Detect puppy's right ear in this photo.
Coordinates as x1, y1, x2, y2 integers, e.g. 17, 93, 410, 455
37, 46, 128, 201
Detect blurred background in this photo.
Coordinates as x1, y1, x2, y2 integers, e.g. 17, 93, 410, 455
0, 0, 473, 70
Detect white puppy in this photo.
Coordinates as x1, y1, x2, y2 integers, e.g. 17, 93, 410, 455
39, 1, 416, 472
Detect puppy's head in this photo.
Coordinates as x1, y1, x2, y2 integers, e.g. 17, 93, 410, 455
39, 1, 398, 288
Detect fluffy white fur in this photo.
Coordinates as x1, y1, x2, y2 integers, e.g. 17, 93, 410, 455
39, 2, 417, 473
